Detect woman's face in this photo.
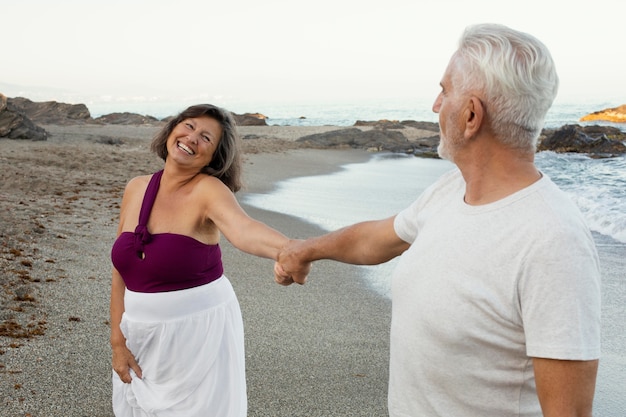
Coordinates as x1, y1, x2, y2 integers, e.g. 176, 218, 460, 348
166, 116, 222, 170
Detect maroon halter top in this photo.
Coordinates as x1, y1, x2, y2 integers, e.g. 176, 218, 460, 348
111, 170, 223, 293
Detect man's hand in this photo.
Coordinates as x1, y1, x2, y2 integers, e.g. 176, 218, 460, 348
275, 239, 312, 285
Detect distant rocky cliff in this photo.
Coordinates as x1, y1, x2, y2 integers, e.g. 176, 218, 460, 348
8, 96, 91, 124
0, 94, 48, 140
0, 96, 272, 141
580, 104, 626, 123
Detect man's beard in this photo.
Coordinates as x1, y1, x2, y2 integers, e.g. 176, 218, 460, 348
437, 137, 452, 161
436, 110, 464, 162
437, 129, 463, 161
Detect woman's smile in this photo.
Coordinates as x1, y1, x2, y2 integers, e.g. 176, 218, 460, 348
176, 141, 195, 155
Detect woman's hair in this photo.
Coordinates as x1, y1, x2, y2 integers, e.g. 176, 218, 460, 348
454, 23, 559, 153
151, 104, 243, 192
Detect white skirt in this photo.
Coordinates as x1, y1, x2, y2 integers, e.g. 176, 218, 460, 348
112, 276, 246, 417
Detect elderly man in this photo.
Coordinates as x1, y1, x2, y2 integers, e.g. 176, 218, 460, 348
276, 24, 601, 417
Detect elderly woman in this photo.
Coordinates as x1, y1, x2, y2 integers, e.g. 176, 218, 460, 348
110, 104, 305, 416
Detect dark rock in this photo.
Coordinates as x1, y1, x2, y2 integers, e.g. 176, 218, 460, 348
411, 136, 441, 158
400, 120, 440, 132
297, 128, 414, 153
354, 119, 440, 132
233, 113, 268, 126
94, 112, 161, 125
94, 136, 125, 145
538, 124, 626, 158
354, 119, 405, 129
0, 94, 47, 140
8, 97, 90, 124
347, 119, 441, 157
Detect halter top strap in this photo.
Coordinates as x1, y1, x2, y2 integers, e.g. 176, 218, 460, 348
133, 170, 164, 254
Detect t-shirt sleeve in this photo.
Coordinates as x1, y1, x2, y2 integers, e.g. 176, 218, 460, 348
520, 221, 602, 360
394, 169, 462, 245
394, 199, 421, 244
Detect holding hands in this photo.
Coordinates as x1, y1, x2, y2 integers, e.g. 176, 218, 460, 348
272, 217, 406, 286
274, 239, 311, 286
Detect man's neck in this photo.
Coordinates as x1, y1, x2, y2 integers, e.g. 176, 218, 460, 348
456, 139, 541, 205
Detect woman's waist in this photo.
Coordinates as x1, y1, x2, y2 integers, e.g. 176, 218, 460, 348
123, 276, 235, 322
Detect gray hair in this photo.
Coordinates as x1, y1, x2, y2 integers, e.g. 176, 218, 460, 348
455, 23, 559, 152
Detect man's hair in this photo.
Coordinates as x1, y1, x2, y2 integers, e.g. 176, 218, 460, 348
151, 104, 243, 192
455, 23, 559, 152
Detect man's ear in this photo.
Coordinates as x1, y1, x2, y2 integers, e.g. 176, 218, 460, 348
464, 96, 484, 139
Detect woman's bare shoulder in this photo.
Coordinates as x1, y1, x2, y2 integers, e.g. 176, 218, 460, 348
125, 174, 152, 190
195, 174, 230, 191
193, 174, 236, 210
120, 175, 153, 203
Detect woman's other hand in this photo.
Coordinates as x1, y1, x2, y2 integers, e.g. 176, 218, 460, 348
112, 345, 142, 384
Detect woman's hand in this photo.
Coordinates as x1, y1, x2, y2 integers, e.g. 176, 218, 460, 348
274, 262, 295, 285
275, 240, 312, 285
112, 344, 142, 384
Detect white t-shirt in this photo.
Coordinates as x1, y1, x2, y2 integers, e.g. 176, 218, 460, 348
390, 169, 601, 417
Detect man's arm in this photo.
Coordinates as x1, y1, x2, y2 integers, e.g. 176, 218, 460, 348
534, 357, 598, 417
277, 216, 409, 284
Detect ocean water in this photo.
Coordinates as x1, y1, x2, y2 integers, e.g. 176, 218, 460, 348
230, 99, 626, 131
243, 151, 626, 244
243, 151, 626, 295
245, 154, 454, 232
535, 152, 626, 244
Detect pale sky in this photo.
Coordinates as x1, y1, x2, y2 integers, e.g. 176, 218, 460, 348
2, 0, 625, 109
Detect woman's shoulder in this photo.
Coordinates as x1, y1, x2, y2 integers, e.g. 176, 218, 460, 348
194, 173, 230, 191
122, 174, 154, 200
126, 174, 152, 189
192, 174, 236, 211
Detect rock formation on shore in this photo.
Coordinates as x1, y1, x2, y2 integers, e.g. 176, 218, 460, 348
580, 104, 626, 123
8, 96, 91, 124
298, 125, 441, 158
538, 124, 626, 158
94, 112, 161, 125
0, 94, 48, 140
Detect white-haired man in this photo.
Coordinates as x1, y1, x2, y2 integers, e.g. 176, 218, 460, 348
277, 23, 601, 417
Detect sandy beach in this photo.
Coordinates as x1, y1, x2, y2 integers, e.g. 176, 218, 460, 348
1, 124, 624, 416
0, 124, 390, 416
